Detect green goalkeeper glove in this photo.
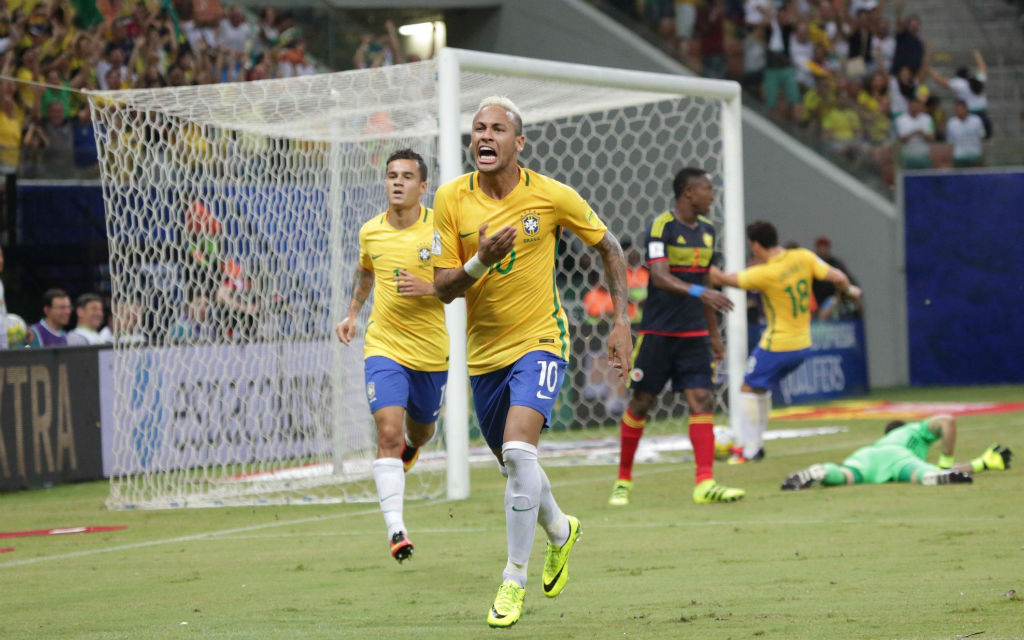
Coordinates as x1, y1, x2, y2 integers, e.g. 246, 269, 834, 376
970, 444, 1013, 472
937, 454, 955, 469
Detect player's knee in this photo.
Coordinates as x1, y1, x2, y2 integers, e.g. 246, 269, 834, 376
628, 392, 655, 416
688, 389, 713, 413
501, 442, 538, 471
509, 492, 536, 512
376, 423, 404, 452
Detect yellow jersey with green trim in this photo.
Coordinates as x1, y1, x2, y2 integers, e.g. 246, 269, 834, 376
358, 205, 448, 371
737, 248, 831, 352
433, 168, 608, 375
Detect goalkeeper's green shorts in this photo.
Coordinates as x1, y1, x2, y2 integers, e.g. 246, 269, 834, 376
842, 445, 938, 484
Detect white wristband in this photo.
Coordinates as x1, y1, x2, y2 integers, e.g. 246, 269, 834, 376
464, 254, 489, 279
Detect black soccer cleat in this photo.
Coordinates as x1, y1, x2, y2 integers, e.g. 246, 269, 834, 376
781, 464, 826, 490
936, 470, 973, 485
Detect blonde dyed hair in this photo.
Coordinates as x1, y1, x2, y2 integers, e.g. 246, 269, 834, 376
476, 95, 523, 134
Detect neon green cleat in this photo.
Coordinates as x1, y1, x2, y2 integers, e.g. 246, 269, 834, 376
693, 478, 746, 504
608, 479, 633, 506
487, 580, 525, 628
542, 515, 581, 598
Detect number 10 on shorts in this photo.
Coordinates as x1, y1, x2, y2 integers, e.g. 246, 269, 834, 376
536, 359, 561, 400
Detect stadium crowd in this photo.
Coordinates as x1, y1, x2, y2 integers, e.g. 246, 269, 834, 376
611, 0, 995, 185
0, 0, 319, 177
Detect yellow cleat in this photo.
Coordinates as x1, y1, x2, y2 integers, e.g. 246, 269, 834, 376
487, 580, 525, 628
693, 478, 746, 504
542, 515, 581, 598
608, 479, 633, 506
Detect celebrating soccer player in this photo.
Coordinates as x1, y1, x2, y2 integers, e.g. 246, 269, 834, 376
335, 149, 448, 564
608, 168, 745, 507
433, 96, 632, 628
781, 414, 1012, 490
709, 220, 861, 463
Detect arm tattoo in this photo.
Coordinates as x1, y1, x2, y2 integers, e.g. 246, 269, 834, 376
349, 267, 374, 310
594, 232, 630, 324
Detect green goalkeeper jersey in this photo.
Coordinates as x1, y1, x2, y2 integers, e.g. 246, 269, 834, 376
872, 419, 939, 461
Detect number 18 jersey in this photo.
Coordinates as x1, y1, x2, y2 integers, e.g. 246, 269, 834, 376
737, 248, 831, 352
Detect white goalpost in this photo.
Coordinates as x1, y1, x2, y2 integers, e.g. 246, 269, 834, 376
93, 48, 744, 510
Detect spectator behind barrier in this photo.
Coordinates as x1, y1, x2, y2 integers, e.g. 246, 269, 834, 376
29, 287, 72, 347
67, 292, 113, 345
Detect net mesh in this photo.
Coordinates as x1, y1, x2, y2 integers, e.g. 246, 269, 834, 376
93, 57, 727, 510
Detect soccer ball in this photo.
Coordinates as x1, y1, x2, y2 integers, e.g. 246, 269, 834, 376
6, 313, 28, 348
713, 426, 735, 461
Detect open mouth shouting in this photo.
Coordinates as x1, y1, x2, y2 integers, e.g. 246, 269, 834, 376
476, 145, 498, 168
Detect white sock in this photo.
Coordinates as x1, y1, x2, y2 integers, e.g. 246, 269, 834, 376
372, 458, 405, 539
537, 464, 569, 546
738, 392, 760, 456
502, 441, 541, 588
752, 393, 771, 457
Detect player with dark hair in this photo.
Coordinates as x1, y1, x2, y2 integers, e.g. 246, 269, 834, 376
710, 220, 861, 463
433, 95, 632, 628
335, 148, 447, 564
781, 414, 1012, 489
608, 167, 743, 507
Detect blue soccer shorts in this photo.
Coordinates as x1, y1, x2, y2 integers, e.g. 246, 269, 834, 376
470, 350, 567, 451
743, 346, 811, 391
363, 356, 447, 425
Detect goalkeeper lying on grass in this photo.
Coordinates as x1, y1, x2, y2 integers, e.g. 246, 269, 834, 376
781, 414, 1012, 490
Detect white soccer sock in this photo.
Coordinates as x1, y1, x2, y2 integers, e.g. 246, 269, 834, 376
753, 392, 771, 456
741, 392, 771, 459
502, 441, 541, 588
738, 392, 759, 456
537, 464, 569, 546
372, 458, 406, 539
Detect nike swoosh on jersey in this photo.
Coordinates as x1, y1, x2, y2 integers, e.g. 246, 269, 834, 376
371, 254, 383, 260
459, 231, 476, 238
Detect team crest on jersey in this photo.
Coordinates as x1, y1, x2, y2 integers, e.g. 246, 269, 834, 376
417, 244, 431, 264
630, 368, 644, 382
521, 211, 540, 236
367, 382, 376, 402
703, 233, 713, 247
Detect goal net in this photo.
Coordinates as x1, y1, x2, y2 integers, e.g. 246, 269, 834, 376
94, 48, 744, 510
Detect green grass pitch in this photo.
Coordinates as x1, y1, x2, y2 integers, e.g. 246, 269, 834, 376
2, 385, 1022, 639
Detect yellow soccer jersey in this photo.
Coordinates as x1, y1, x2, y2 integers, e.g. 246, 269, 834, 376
434, 168, 608, 375
358, 206, 449, 371
737, 248, 831, 352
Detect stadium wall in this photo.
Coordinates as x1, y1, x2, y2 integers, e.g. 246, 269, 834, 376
904, 169, 1024, 385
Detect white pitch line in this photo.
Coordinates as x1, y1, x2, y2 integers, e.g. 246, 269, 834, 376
0, 502, 440, 569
